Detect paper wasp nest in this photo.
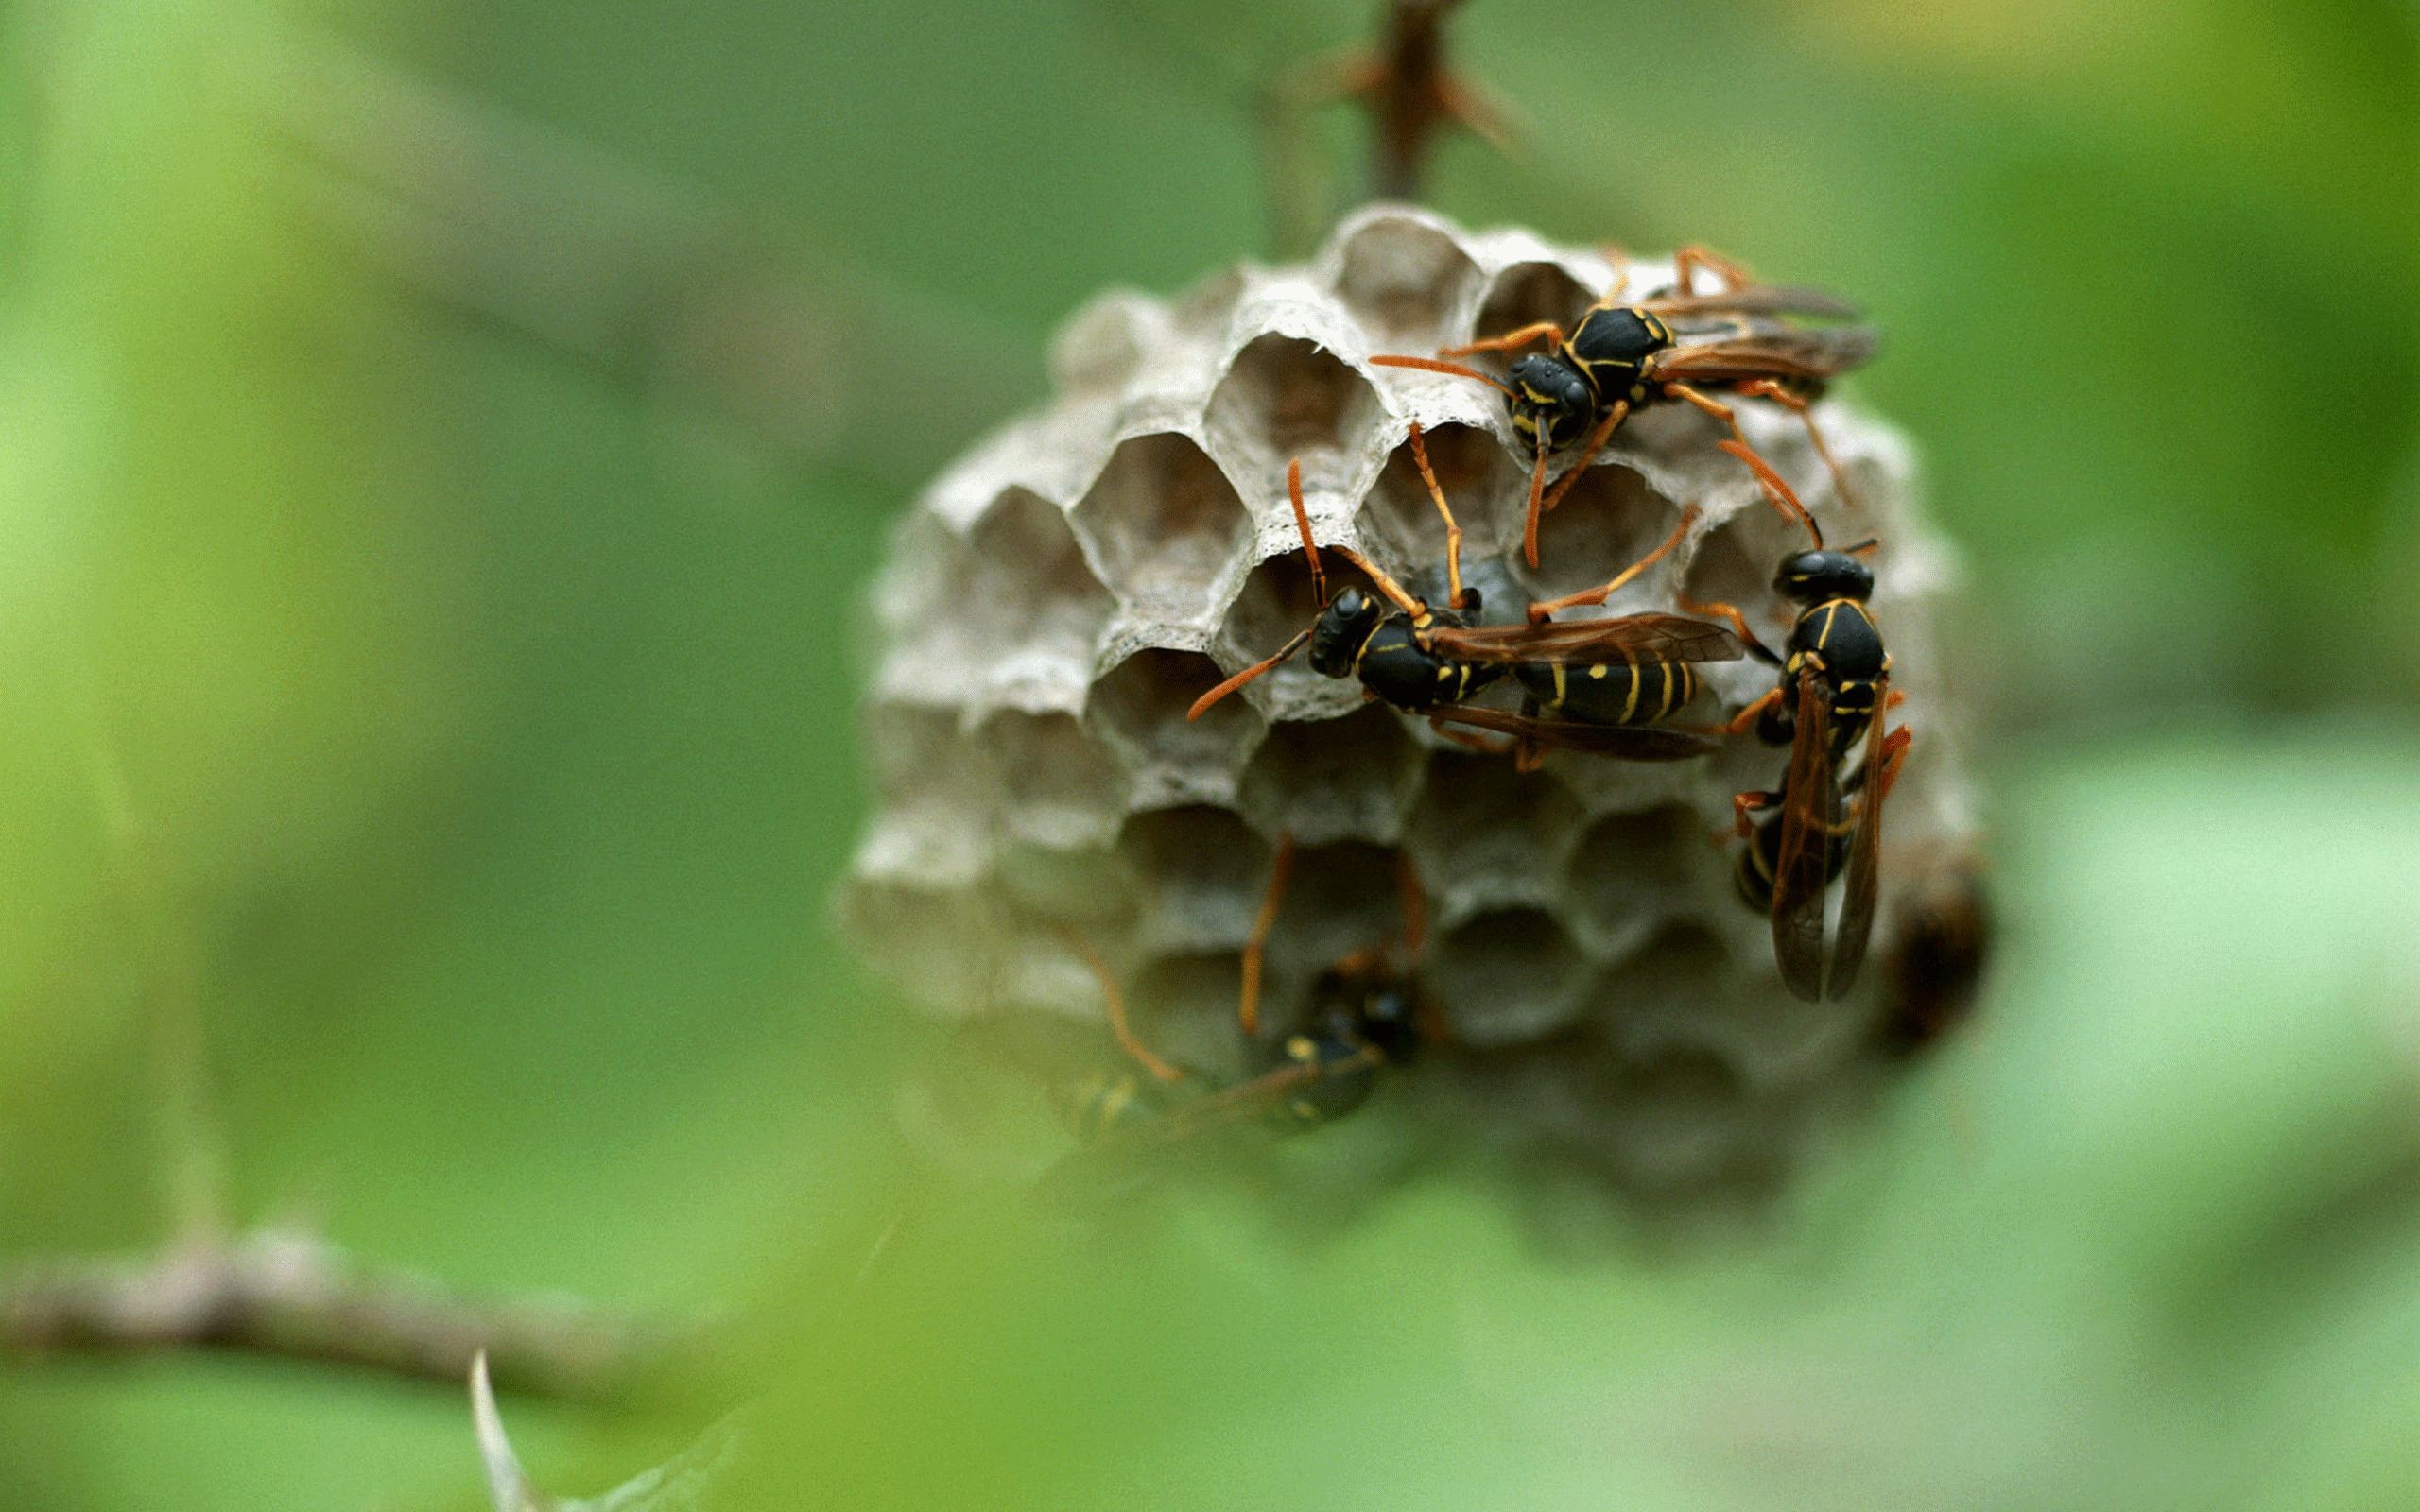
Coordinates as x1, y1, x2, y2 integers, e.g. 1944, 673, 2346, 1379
845, 207, 1979, 1214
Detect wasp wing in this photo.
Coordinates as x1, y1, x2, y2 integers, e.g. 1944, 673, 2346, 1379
1423, 613, 1743, 668
1825, 672, 1893, 1000
1638, 285, 1860, 321
1768, 670, 1836, 1003
1430, 705, 1720, 761
1651, 327, 1879, 387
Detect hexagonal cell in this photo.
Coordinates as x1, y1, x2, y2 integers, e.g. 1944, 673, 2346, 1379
865, 703, 992, 809
979, 708, 1132, 921
1068, 432, 1253, 623
1235, 702, 1425, 847
1210, 545, 1375, 725
1587, 1044, 1758, 1197
1261, 838, 1414, 992
1679, 502, 1806, 641
1202, 333, 1385, 501
1516, 463, 1690, 610
1424, 906, 1590, 1046
1404, 750, 1585, 918
1596, 920, 1859, 1091
1115, 804, 1277, 956
1088, 648, 1263, 809
1124, 950, 1252, 1080
966, 487, 1114, 665
1469, 260, 1597, 355
1353, 423, 1527, 580
1050, 290, 1172, 398
837, 873, 999, 1014
1327, 212, 1483, 351
1561, 803, 1713, 954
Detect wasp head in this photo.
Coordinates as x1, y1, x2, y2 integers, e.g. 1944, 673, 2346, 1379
1307, 586, 1384, 677
1505, 354, 1598, 451
1774, 549, 1873, 605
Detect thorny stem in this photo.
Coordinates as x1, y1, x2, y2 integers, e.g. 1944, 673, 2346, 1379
0, 1228, 689, 1401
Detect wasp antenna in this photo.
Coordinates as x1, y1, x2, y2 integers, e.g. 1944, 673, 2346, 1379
1331, 546, 1426, 619
1188, 629, 1312, 721
1843, 537, 1881, 557
1521, 430, 1548, 569
1718, 439, 1823, 548
1404, 422, 1466, 609
1285, 457, 1326, 605
1368, 352, 1518, 399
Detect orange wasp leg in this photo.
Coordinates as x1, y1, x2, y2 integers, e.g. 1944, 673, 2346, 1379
1441, 319, 1565, 358
1404, 422, 1467, 609
1064, 931, 1182, 1084
1238, 833, 1299, 1037
1527, 507, 1698, 622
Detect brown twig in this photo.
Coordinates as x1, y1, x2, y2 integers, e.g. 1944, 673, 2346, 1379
1351, 0, 1513, 201
1, 1228, 687, 1401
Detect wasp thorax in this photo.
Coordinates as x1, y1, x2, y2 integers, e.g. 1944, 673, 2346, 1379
1775, 549, 1874, 604
1307, 588, 1382, 676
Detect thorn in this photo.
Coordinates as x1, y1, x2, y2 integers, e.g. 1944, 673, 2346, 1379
471, 1351, 551, 1512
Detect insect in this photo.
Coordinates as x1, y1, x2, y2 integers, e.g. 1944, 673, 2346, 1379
1871, 861, 1991, 1057
1190, 428, 1740, 768
1687, 442, 1911, 1001
1368, 246, 1876, 571
1056, 834, 1433, 1148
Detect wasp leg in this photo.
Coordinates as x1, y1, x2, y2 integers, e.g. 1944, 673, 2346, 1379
1694, 685, 1784, 740
1522, 427, 1550, 569
1676, 593, 1780, 664
1063, 932, 1182, 1084
1734, 787, 1781, 839
1672, 244, 1755, 297
1534, 398, 1633, 521
1526, 507, 1697, 622
1577, 261, 1633, 317
1238, 833, 1299, 1038
1731, 378, 1859, 512
1442, 319, 1565, 358
1404, 422, 1467, 609
1430, 718, 1518, 756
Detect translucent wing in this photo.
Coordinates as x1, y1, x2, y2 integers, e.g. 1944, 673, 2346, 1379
1768, 670, 1836, 1003
1825, 672, 1893, 999
1638, 285, 1860, 321
1430, 705, 1721, 761
1423, 613, 1743, 668
1651, 327, 1879, 386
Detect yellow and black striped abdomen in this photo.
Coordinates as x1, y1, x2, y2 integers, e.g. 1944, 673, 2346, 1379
1517, 658, 1698, 726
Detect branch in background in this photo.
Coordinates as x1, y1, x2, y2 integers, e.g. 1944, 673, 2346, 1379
234, 32, 1037, 487
1352, 0, 1513, 202
1, 1227, 691, 1402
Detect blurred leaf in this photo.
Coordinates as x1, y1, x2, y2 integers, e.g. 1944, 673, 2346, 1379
473, 1355, 736, 1512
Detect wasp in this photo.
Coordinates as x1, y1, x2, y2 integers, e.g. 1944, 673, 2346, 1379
1369, 246, 1876, 571
1056, 834, 1433, 1150
1871, 862, 1990, 1057
1188, 428, 1741, 766
1685, 442, 1911, 1001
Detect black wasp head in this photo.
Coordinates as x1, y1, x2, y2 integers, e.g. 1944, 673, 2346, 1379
1505, 354, 1598, 450
1310, 958, 1423, 1066
1307, 586, 1383, 676
1773, 548, 1873, 605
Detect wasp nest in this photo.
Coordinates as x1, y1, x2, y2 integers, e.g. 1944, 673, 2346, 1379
845, 207, 1980, 1212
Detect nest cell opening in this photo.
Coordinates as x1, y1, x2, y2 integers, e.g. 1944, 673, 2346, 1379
1069, 432, 1253, 623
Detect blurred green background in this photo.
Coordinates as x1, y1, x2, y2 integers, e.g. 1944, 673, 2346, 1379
2, 0, 2416, 1507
